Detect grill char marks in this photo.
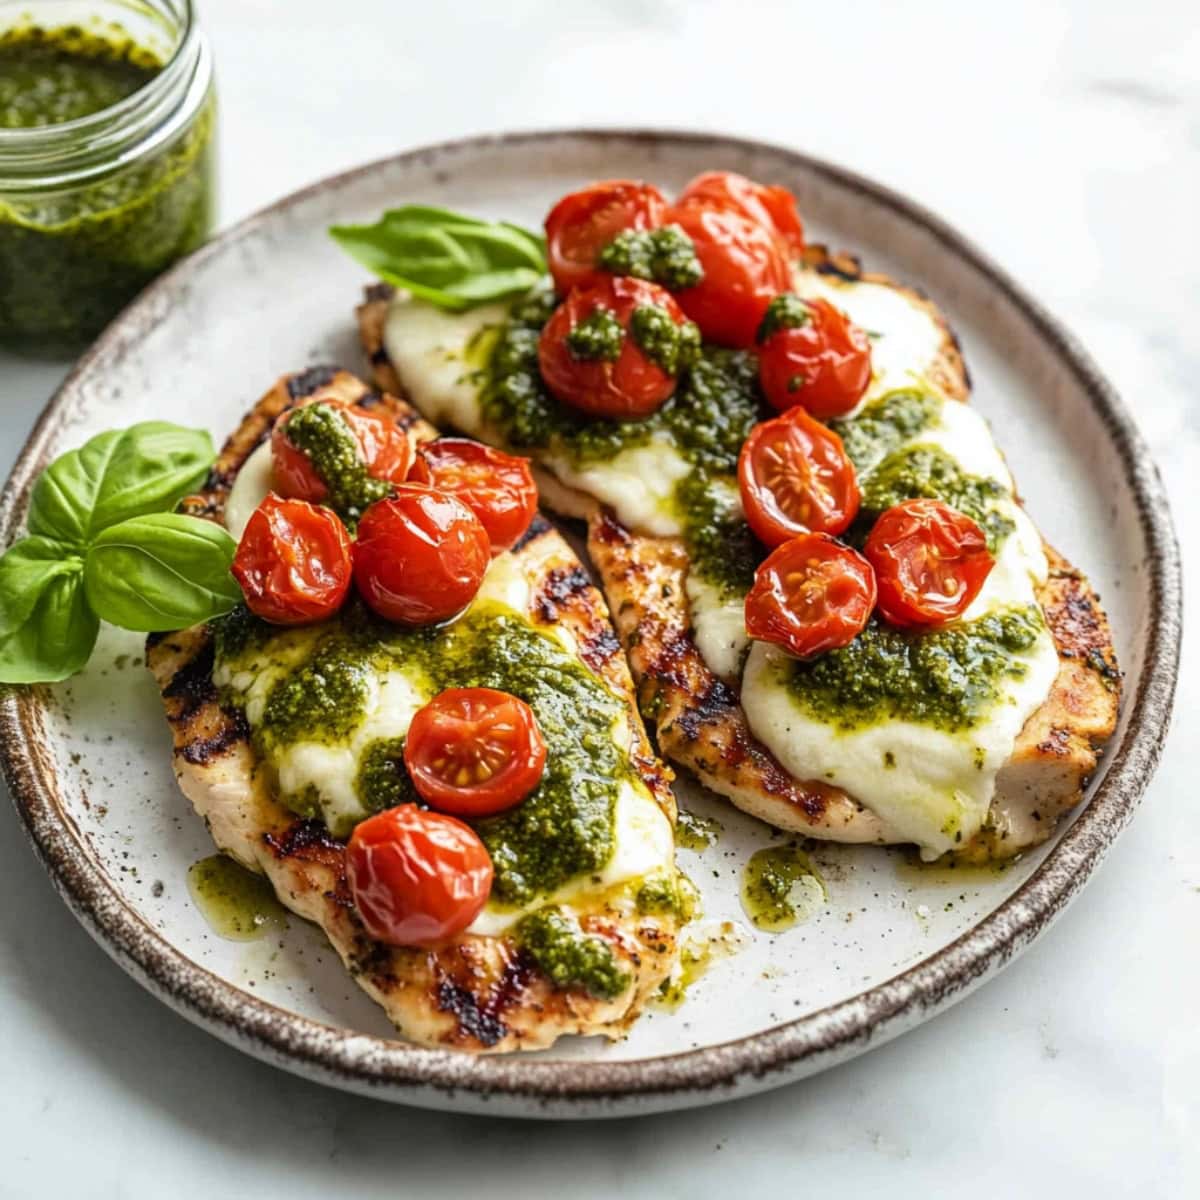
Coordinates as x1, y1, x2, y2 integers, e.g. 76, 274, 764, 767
286, 364, 340, 399
433, 948, 535, 1048
143, 369, 682, 1052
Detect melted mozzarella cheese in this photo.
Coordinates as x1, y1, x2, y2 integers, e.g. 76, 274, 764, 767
382, 296, 505, 435
468, 777, 674, 936
383, 293, 694, 537
685, 572, 750, 683
740, 386, 1058, 858
792, 267, 946, 405
743, 624, 1059, 860
224, 439, 274, 541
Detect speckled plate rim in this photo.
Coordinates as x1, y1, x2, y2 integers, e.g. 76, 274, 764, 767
0, 128, 1182, 1117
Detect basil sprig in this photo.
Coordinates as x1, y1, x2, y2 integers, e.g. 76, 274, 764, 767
0, 422, 240, 684
330, 205, 547, 311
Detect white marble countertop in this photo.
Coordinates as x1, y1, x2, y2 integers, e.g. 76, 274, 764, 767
1, 0, 1195, 1193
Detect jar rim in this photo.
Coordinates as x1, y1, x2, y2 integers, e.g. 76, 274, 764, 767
0, 0, 210, 188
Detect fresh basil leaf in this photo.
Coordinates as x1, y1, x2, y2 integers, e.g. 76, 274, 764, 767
330, 205, 547, 311
27, 422, 215, 548
0, 539, 97, 684
83, 513, 241, 633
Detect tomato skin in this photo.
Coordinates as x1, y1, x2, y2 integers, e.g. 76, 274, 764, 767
271, 399, 414, 503
677, 170, 805, 258
745, 533, 876, 659
537, 275, 687, 418
545, 180, 667, 294
758, 297, 872, 419
409, 439, 538, 553
664, 203, 791, 348
346, 806, 493, 947
353, 485, 490, 626
864, 499, 994, 628
231, 493, 353, 626
738, 408, 860, 546
404, 687, 546, 817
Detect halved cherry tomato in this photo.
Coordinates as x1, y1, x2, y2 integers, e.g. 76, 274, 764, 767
404, 688, 546, 817
745, 533, 876, 659
271, 399, 414, 504
864, 499, 994, 628
545, 180, 667, 294
738, 408, 860, 546
353, 485, 490, 626
677, 170, 805, 258
758, 296, 872, 418
409, 439, 537, 553
664, 203, 791, 348
231, 493, 352, 626
538, 275, 691, 418
346, 805, 493, 947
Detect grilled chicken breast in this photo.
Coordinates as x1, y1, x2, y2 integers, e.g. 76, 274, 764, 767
147, 366, 682, 1053
356, 247, 1120, 861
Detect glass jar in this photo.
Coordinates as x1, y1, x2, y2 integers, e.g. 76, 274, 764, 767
0, 0, 216, 354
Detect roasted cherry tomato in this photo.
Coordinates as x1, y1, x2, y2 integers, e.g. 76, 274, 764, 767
745, 533, 876, 659
346, 805, 493, 947
864, 499, 994, 628
353, 485, 490, 625
404, 687, 546, 817
545, 180, 667, 294
409, 438, 538, 553
271, 399, 414, 504
537, 275, 692, 418
738, 408, 860, 546
677, 170, 805, 258
231, 493, 352, 626
664, 203, 791, 348
758, 296, 872, 418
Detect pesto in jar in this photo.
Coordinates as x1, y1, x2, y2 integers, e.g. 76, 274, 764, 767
0, 23, 216, 353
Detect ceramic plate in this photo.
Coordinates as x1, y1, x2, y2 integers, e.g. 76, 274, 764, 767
0, 130, 1181, 1118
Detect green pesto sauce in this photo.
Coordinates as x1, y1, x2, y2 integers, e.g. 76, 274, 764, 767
829, 389, 941, 473
740, 843, 827, 932
635, 867, 699, 921
482, 283, 768, 597
282, 401, 392, 524
354, 735, 419, 812
0, 25, 156, 127
258, 642, 373, 752
597, 223, 703, 290
782, 605, 1045, 732
0, 25, 216, 352
756, 291, 810, 343
674, 807, 723, 852
186, 854, 287, 941
516, 907, 629, 1000
673, 471, 762, 599
215, 599, 630, 904
482, 281, 764, 469
564, 306, 623, 361
857, 442, 1015, 552
629, 304, 700, 375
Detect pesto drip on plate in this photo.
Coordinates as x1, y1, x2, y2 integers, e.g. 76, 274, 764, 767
781, 605, 1046, 732
213, 598, 632, 906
